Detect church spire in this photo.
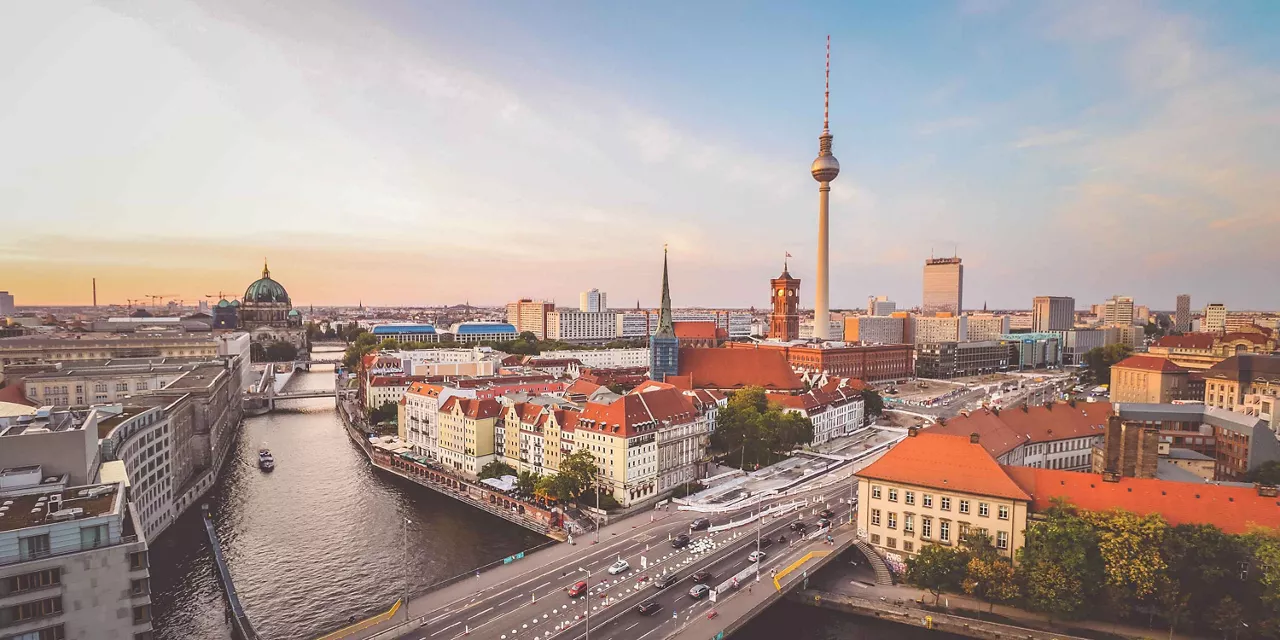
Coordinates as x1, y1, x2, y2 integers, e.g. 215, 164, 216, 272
262, 258, 270, 279
656, 245, 675, 336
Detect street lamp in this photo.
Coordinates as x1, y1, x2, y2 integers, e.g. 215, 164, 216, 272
577, 567, 592, 640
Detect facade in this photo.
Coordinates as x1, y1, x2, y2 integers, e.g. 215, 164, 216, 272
546, 311, 618, 343
649, 250, 680, 382
770, 383, 865, 446
448, 322, 518, 343
579, 289, 607, 313
1111, 403, 1280, 481
843, 315, 906, 345
1203, 303, 1227, 333
403, 383, 447, 457
1175, 294, 1191, 333
23, 364, 199, 407
723, 340, 914, 383
1146, 326, 1277, 370
1109, 356, 1192, 404
799, 319, 843, 340
1055, 329, 1106, 366
1001, 333, 1061, 369
867, 296, 896, 317
436, 397, 501, 477
1104, 323, 1146, 349
966, 314, 1011, 342
1202, 354, 1280, 411
0, 336, 219, 368
505, 299, 555, 340
857, 431, 1029, 560
0, 479, 153, 640
912, 315, 967, 344
615, 312, 651, 339
1031, 296, 1074, 332
914, 341, 1010, 379
931, 402, 1110, 472
365, 375, 427, 410
1102, 295, 1135, 325
238, 261, 307, 360
370, 324, 439, 343
769, 265, 801, 341
672, 322, 721, 348
0, 291, 13, 316
537, 348, 648, 369
922, 257, 963, 316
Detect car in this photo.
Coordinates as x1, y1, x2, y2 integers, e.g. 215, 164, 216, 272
608, 559, 630, 575
634, 574, 651, 588
788, 521, 807, 532
688, 584, 711, 599
569, 581, 588, 597
654, 573, 678, 590
757, 537, 773, 549
818, 518, 832, 528
748, 551, 767, 563
691, 571, 713, 584
690, 517, 711, 531
672, 534, 690, 549
636, 600, 662, 616
819, 509, 836, 519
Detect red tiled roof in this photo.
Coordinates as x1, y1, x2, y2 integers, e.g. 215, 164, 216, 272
857, 432, 1031, 501
406, 382, 443, 398
673, 322, 717, 340
676, 348, 803, 391
565, 379, 604, 397
1113, 355, 1188, 373
929, 402, 1112, 458
1003, 466, 1280, 535
574, 388, 698, 438
1153, 334, 1215, 349
0, 384, 35, 407
1221, 331, 1269, 345
369, 375, 425, 387
630, 380, 677, 394
442, 397, 501, 420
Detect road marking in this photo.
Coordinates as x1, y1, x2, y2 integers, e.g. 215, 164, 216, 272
534, 581, 550, 591
426, 611, 453, 625
497, 594, 523, 607
429, 621, 460, 636
468, 607, 494, 620
626, 622, 640, 631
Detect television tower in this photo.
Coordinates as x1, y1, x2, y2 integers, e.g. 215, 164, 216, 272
810, 35, 840, 340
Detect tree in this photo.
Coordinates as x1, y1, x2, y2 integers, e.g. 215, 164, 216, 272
559, 449, 597, 498
263, 340, 298, 362
369, 401, 397, 424
515, 470, 537, 496
1081, 509, 1168, 607
906, 543, 969, 604
709, 386, 814, 468
478, 460, 516, 480
1083, 343, 1133, 384
1248, 461, 1280, 486
860, 388, 884, 423
961, 532, 1019, 612
1210, 596, 1245, 640
1017, 499, 1103, 620
1163, 524, 1246, 634
535, 473, 577, 502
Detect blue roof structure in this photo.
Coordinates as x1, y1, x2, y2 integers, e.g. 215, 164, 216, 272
453, 322, 517, 335
371, 324, 437, 335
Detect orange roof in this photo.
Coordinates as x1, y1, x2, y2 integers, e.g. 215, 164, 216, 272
574, 388, 699, 438
856, 432, 1031, 501
1113, 355, 1187, 373
676, 348, 803, 391
930, 402, 1112, 458
631, 380, 677, 394
1222, 331, 1270, 345
1003, 466, 1280, 535
565, 378, 604, 397
0, 384, 34, 407
1153, 334, 1215, 349
406, 382, 444, 398
441, 397, 502, 420
673, 322, 717, 340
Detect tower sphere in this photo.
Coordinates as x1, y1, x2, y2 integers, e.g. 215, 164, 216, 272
811, 153, 840, 182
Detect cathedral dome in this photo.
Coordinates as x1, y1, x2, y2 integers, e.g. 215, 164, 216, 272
244, 261, 290, 304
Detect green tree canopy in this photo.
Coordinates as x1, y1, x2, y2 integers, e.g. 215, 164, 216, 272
1248, 461, 1280, 486
860, 388, 884, 422
478, 460, 516, 480
262, 340, 298, 362
1017, 499, 1103, 620
709, 386, 814, 468
369, 400, 397, 425
1084, 343, 1134, 384
906, 543, 969, 604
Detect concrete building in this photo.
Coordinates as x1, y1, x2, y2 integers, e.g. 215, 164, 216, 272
23, 362, 205, 407
1202, 354, 1280, 412
0, 291, 13, 316
505, 299, 555, 340
843, 315, 906, 345
1032, 296, 1075, 332
366, 375, 428, 411
931, 402, 1111, 471
1102, 295, 1135, 325
1108, 402, 1280, 481
1056, 329, 1106, 366
966, 314, 1011, 342
0, 335, 220, 368
536, 348, 648, 370
546, 311, 618, 343
615, 312, 651, 340
447, 322, 518, 343
867, 296, 896, 317
1175, 294, 1191, 333
1104, 323, 1146, 349
1000, 333, 1061, 369
1109, 355, 1192, 404
579, 289, 607, 313
0, 478, 153, 640
1203, 303, 1228, 333
922, 257, 963, 316
799, 319, 843, 340
370, 324, 440, 343
912, 315, 967, 344
915, 341, 1011, 379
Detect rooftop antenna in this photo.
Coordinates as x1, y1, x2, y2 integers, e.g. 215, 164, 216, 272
823, 34, 830, 134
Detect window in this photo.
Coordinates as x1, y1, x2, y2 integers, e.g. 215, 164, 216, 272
80, 525, 108, 549
18, 534, 50, 561
129, 551, 149, 571
921, 517, 933, 539
886, 537, 897, 549
940, 520, 951, 543
959, 522, 970, 543
903, 541, 914, 553
998, 505, 1010, 520
996, 531, 1009, 550
6, 596, 63, 624
870, 533, 880, 545
922, 494, 933, 508
2, 569, 61, 596
904, 491, 915, 505
940, 497, 951, 511
871, 485, 882, 500
887, 488, 898, 502
887, 512, 897, 529
2, 624, 65, 640
871, 509, 881, 526
979, 502, 990, 517
132, 604, 152, 624
130, 578, 150, 597
959, 499, 970, 515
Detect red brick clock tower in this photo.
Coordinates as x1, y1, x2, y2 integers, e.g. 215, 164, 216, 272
769, 258, 801, 341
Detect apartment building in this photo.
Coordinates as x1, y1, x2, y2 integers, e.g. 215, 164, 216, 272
580, 289, 607, 313
534, 348, 649, 369
770, 383, 865, 446
365, 375, 428, 411
568, 393, 661, 507
915, 341, 1011, 379
843, 316, 906, 345
23, 362, 208, 408
505, 300, 556, 340
1101, 296, 1135, 325
615, 312, 652, 339
1203, 354, 1280, 411
1203, 303, 1227, 333
1109, 356, 1193, 404
867, 296, 896, 317
403, 383, 448, 457
1174, 294, 1191, 333
546, 311, 618, 343
965, 314, 1010, 342
0, 335, 220, 368
0, 478, 153, 640
931, 402, 1111, 471
912, 315, 967, 344
436, 397, 502, 477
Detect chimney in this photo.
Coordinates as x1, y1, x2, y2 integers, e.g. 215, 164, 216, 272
969, 432, 980, 444
1258, 484, 1279, 498
907, 427, 919, 437
1102, 471, 1122, 483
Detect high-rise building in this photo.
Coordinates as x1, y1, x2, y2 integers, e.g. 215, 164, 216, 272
546, 310, 618, 342
1203, 303, 1228, 333
649, 248, 679, 381
505, 298, 555, 339
579, 289, 607, 313
809, 36, 840, 340
922, 257, 963, 316
0, 290, 13, 316
912, 315, 968, 344
867, 295, 896, 316
769, 261, 800, 341
1102, 295, 1135, 325
1032, 296, 1075, 332
966, 314, 1011, 341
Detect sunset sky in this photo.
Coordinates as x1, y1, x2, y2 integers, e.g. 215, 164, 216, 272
2, 1, 1277, 309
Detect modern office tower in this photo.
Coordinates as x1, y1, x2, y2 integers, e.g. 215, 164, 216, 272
1203, 303, 1228, 333
922, 257, 963, 316
1174, 294, 1191, 332
1102, 295, 1135, 325
579, 289, 607, 313
505, 298, 555, 339
1032, 296, 1075, 332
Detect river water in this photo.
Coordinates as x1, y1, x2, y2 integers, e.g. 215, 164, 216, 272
149, 363, 938, 640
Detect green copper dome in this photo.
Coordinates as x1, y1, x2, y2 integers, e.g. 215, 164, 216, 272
244, 261, 290, 304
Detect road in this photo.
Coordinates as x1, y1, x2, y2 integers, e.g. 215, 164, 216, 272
394, 485, 857, 640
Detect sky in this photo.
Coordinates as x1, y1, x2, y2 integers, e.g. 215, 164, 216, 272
1, 1, 1278, 310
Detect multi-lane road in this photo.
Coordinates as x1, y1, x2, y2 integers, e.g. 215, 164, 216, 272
397, 484, 857, 640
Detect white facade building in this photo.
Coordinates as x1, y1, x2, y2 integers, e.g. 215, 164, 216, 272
800, 320, 845, 340
546, 311, 619, 342
580, 289, 607, 313
868, 296, 896, 316
616, 312, 652, 339
913, 315, 968, 344
773, 386, 865, 446
966, 314, 1011, 342
1203, 303, 1227, 333
540, 348, 650, 369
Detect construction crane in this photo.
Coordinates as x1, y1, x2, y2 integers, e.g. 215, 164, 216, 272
205, 291, 234, 302
147, 294, 178, 310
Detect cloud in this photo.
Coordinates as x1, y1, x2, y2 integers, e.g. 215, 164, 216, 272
1011, 128, 1083, 148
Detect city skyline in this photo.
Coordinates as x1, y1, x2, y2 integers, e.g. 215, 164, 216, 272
3, 1, 1278, 308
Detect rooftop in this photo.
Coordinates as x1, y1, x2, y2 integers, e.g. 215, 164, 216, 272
0, 482, 120, 533
929, 402, 1112, 458
1114, 402, 1265, 435
372, 324, 437, 335
1113, 355, 1188, 373
857, 432, 1032, 501
676, 347, 803, 391
1153, 333, 1216, 350
0, 408, 91, 437
450, 322, 517, 335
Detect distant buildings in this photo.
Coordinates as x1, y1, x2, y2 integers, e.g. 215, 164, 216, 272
922, 257, 963, 316
912, 315, 967, 344
506, 299, 555, 339
579, 289, 607, 313
1032, 296, 1074, 332
915, 341, 1010, 379
238, 261, 308, 360
1101, 295, 1135, 325
546, 310, 617, 343
723, 340, 914, 383
1055, 328, 1106, 365
867, 295, 896, 316
1109, 355, 1193, 404
771, 383, 865, 446
1202, 354, 1280, 412
1203, 303, 1228, 333
1175, 294, 1192, 333
1146, 325, 1276, 370
799, 319, 843, 340
1001, 332, 1062, 369
371, 323, 439, 343
843, 315, 906, 345
0, 290, 13, 316
966, 314, 1011, 342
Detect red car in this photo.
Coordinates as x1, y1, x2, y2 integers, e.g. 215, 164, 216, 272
568, 581, 588, 597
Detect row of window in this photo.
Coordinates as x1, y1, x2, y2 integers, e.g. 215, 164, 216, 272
870, 486, 1009, 519
871, 509, 1011, 550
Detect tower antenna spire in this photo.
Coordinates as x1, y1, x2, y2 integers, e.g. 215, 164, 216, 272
823, 34, 831, 134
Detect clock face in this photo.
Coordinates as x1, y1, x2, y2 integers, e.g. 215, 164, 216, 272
777, 290, 786, 297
